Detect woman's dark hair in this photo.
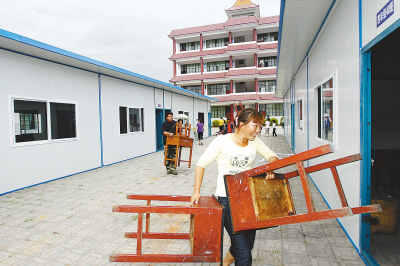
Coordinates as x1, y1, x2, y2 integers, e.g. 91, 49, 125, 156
234, 108, 264, 129
198, 118, 202, 123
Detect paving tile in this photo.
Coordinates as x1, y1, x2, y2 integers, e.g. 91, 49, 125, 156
0, 127, 365, 265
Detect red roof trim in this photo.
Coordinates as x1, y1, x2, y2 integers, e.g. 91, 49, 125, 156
169, 15, 280, 37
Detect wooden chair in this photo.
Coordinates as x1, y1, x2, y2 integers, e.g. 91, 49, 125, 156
164, 121, 194, 168
110, 195, 223, 263
224, 144, 381, 232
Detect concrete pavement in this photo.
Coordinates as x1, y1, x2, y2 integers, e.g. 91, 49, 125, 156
0, 127, 364, 265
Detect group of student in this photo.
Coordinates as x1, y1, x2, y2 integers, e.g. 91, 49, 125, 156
218, 116, 278, 137
264, 116, 278, 137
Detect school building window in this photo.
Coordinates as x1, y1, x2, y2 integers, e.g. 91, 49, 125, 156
180, 41, 200, 51
259, 80, 276, 92
206, 38, 229, 48
182, 85, 202, 94
297, 99, 303, 130
211, 106, 226, 118
207, 83, 229, 95
258, 56, 277, 68
259, 103, 283, 116
119, 107, 144, 134
181, 63, 201, 74
315, 77, 334, 143
207, 60, 230, 72
257, 32, 278, 42
13, 99, 76, 143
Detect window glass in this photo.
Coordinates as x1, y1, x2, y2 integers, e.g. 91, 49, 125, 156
180, 41, 200, 51
14, 100, 48, 143
182, 63, 201, 74
297, 99, 303, 130
207, 61, 229, 72
129, 108, 142, 132
211, 106, 225, 118
207, 83, 229, 95
258, 56, 277, 67
182, 85, 202, 94
259, 103, 283, 116
257, 32, 278, 42
119, 107, 127, 134
259, 80, 276, 92
206, 38, 229, 48
50, 102, 76, 139
316, 77, 334, 142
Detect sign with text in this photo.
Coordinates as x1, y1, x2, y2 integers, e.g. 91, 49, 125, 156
377, 0, 394, 28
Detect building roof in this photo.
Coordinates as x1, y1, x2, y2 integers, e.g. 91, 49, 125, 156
171, 67, 276, 82
169, 48, 226, 60
225, 16, 258, 27
170, 72, 227, 82
211, 93, 282, 103
276, 0, 334, 98
170, 42, 277, 60
169, 15, 279, 38
0, 28, 216, 102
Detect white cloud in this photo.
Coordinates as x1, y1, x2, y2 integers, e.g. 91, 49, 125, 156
0, 0, 280, 83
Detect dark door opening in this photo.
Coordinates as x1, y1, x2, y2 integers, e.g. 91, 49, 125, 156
155, 109, 163, 150
369, 25, 400, 265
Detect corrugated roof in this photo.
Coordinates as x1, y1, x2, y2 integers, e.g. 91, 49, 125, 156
225, 16, 258, 27
226, 68, 260, 76
170, 72, 227, 82
226, 42, 258, 51
212, 93, 281, 102
259, 42, 278, 50
169, 48, 225, 60
259, 15, 280, 25
169, 23, 225, 38
169, 15, 279, 38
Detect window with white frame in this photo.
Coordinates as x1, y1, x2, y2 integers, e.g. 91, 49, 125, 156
257, 32, 278, 42
315, 77, 334, 142
206, 38, 229, 48
207, 61, 230, 72
180, 41, 200, 51
182, 85, 202, 94
297, 99, 303, 130
13, 99, 76, 143
259, 80, 276, 92
119, 107, 144, 134
258, 56, 277, 68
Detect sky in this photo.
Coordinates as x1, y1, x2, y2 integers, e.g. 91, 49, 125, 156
0, 0, 280, 83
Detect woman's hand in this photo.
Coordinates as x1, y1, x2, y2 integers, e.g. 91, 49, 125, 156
265, 171, 275, 180
190, 192, 200, 207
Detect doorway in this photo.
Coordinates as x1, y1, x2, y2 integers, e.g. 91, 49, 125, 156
155, 109, 164, 151
367, 26, 400, 265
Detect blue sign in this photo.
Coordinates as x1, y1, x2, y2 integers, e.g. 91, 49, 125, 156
377, 0, 394, 28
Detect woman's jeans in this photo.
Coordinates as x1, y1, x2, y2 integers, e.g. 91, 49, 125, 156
218, 197, 256, 266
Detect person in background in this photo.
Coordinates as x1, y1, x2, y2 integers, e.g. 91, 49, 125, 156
272, 120, 277, 137
264, 118, 270, 137
190, 108, 279, 266
196, 119, 204, 146
227, 119, 233, 133
161, 111, 177, 175
219, 117, 225, 132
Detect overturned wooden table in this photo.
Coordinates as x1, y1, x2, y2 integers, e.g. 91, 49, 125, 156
110, 195, 223, 263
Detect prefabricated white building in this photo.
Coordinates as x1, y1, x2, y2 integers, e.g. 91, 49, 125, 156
277, 0, 400, 264
0, 28, 214, 196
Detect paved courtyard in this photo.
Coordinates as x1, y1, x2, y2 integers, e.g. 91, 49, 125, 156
0, 127, 364, 265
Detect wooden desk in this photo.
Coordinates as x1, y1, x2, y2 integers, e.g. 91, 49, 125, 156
110, 195, 223, 263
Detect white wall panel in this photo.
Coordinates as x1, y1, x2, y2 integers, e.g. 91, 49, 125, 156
294, 0, 362, 246
294, 63, 308, 154
164, 91, 172, 110
101, 77, 156, 165
0, 50, 101, 195
363, 0, 400, 47
155, 89, 164, 109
